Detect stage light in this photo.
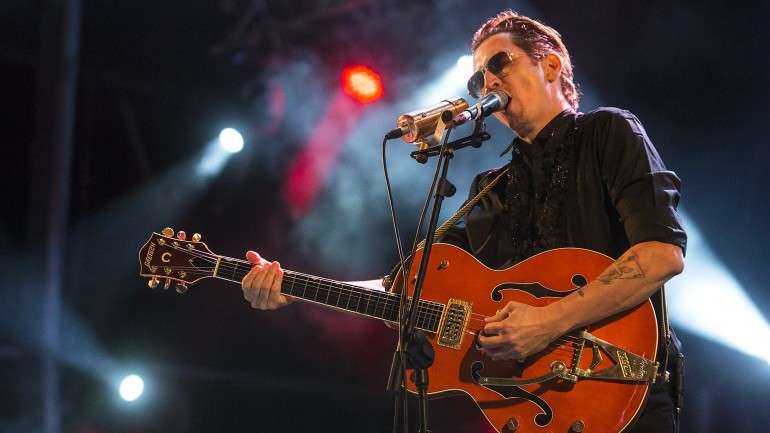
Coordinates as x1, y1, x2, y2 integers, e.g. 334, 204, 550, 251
218, 128, 244, 153
341, 65, 383, 104
199, 128, 243, 178
667, 213, 770, 365
456, 54, 473, 71
119, 374, 144, 402
412, 54, 474, 107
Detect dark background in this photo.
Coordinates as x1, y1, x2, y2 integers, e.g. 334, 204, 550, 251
1, 1, 769, 432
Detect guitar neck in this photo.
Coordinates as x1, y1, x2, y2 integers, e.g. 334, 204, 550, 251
211, 256, 442, 333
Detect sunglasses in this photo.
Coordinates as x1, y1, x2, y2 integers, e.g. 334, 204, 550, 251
467, 51, 516, 99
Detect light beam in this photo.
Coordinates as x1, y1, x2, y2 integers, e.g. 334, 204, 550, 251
667, 213, 770, 365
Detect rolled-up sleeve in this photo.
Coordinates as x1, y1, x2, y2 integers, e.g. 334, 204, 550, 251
600, 109, 687, 254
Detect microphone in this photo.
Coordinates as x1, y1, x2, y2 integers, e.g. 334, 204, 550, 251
451, 90, 509, 126
385, 97, 469, 142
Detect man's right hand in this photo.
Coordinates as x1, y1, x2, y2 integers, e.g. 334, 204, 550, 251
241, 250, 293, 310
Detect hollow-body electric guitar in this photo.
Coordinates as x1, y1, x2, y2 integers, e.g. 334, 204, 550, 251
139, 228, 662, 433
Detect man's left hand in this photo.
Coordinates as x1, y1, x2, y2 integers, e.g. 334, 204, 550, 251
478, 301, 564, 361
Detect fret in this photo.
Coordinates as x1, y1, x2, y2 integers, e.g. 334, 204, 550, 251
322, 281, 333, 303
300, 276, 308, 298
372, 293, 384, 318
272, 269, 443, 331
357, 290, 367, 315
313, 279, 322, 300
351, 289, 363, 313
307, 279, 318, 301
336, 288, 351, 310
344, 288, 352, 310
164, 247, 443, 332
417, 308, 435, 330
336, 284, 349, 307
366, 293, 377, 316
288, 276, 296, 296
238, 263, 250, 281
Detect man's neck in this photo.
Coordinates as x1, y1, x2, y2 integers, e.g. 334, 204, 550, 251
517, 103, 572, 144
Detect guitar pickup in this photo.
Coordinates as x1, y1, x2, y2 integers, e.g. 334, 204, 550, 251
437, 298, 472, 350
573, 330, 659, 382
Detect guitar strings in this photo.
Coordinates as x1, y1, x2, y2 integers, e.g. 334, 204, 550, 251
160, 271, 582, 347
461, 331, 582, 357
162, 259, 583, 348
155, 244, 444, 326
155, 243, 586, 347
160, 242, 578, 321
177, 247, 573, 340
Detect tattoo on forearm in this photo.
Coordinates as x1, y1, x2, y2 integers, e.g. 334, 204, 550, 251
597, 253, 645, 284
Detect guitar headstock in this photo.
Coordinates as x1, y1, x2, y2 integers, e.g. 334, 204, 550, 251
138, 227, 217, 293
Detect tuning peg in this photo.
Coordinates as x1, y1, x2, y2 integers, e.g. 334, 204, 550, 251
175, 282, 188, 294
192, 233, 201, 242
148, 277, 159, 289
177, 230, 186, 240
162, 227, 174, 237
163, 278, 171, 290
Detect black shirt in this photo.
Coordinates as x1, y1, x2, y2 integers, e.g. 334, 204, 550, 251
436, 107, 685, 432
441, 107, 687, 267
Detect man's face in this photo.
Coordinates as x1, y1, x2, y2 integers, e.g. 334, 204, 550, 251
472, 33, 555, 133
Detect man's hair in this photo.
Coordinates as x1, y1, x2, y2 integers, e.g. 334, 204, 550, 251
471, 10, 580, 110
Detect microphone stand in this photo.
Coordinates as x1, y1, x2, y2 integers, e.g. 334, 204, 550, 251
386, 116, 488, 433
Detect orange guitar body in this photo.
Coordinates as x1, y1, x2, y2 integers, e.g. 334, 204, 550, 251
395, 244, 658, 433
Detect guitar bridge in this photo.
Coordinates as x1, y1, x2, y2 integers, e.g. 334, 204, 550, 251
573, 330, 659, 382
437, 298, 472, 350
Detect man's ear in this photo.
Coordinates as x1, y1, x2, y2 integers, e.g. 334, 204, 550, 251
542, 53, 562, 82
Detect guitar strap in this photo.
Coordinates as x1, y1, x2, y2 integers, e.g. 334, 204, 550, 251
381, 167, 510, 292
418, 167, 510, 250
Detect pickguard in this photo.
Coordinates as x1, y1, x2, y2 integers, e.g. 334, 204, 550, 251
471, 361, 553, 427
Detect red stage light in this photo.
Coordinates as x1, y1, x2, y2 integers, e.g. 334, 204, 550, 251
341, 65, 383, 104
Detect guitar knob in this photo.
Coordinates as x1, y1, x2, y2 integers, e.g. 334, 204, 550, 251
163, 278, 172, 290
192, 233, 202, 242
175, 282, 188, 294
148, 277, 159, 289
571, 420, 585, 432
505, 417, 518, 431
162, 227, 174, 237
176, 230, 186, 240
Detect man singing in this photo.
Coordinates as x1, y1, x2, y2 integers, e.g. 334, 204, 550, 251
242, 10, 686, 432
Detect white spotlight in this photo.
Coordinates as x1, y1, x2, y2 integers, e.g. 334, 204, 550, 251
119, 374, 144, 402
456, 55, 473, 72
218, 128, 244, 153
667, 212, 770, 365
413, 55, 475, 107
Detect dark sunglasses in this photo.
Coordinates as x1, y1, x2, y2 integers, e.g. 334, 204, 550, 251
467, 51, 516, 99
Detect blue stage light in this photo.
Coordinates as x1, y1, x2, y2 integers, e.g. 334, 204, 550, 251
667, 213, 770, 365
219, 128, 244, 153
119, 374, 144, 401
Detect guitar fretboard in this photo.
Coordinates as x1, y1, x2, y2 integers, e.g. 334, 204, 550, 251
213, 257, 443, 333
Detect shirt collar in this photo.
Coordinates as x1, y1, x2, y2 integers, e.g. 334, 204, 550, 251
501, 109, 575, 157
528, 109, 575, 147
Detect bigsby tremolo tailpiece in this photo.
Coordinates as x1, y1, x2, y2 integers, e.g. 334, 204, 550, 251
473, 330, 659, 388
572, 330, 659, 383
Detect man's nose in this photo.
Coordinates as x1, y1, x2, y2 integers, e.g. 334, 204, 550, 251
482, 69, 502, 94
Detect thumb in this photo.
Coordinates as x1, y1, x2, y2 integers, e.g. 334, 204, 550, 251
246, 250, 262, 264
